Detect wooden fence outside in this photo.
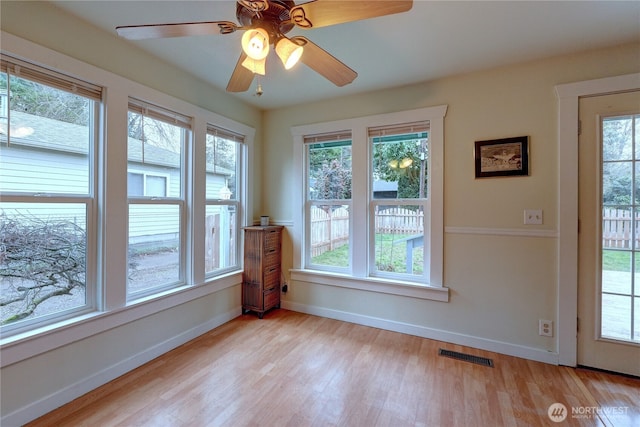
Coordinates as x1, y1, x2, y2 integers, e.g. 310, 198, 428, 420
205, 212, 236, 271
310, 206, 423, 258
310, 206, 350, 257
602, 208, 640, 249
375, 206, 424, 234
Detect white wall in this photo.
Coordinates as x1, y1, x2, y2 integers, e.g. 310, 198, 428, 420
264, 42, 640, 362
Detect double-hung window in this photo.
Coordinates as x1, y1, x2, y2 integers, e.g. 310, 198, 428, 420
293, 106, 447, 300
0, 54, 101, 331
305, 132, 352, 271
205, 125, 243, 276
370, 122, 429, 280
127, 99, 191, 298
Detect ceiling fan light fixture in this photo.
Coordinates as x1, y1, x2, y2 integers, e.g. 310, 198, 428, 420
241, 56, 266, 75
241, 27, 270, 60
275, 37, 304, 70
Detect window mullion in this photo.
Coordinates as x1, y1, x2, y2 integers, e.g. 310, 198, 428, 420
351, 127, 368, 277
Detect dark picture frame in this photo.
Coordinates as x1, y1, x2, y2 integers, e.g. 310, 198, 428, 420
474, 136, 529, 178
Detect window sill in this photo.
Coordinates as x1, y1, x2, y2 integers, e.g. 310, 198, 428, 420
0, 271, 242, 367
290, 269, 449, 302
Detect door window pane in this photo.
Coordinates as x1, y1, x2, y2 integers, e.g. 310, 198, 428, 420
601, 114, 639, 343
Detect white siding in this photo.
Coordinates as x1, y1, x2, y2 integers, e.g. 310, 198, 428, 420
0, 144, 89, 194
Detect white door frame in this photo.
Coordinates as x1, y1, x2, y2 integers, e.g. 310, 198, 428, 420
555, 72, 640, 366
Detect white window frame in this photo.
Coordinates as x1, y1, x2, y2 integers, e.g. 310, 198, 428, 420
369, 125, 430, 282
291, 106, 449, 302
304, 134, 353, 274
205, 125, 245, 277
126, 99, 191, 300
0, 55, 101, 335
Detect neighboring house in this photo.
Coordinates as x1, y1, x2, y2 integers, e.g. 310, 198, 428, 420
372, 179, 398, 199
0, 109, 231, 249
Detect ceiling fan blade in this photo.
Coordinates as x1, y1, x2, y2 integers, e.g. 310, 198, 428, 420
227, 53, 255, 93
290, 0, 412, 29
291, 36, 357, 87
116, 21, 239, 40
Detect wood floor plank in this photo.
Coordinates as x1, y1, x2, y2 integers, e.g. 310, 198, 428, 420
25, 309, 640, 427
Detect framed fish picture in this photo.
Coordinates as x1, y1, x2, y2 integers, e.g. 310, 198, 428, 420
474, 136, 529, 178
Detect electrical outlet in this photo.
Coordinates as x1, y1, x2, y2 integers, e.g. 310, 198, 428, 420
539, 319, 553, 337
524, 209, 543, 225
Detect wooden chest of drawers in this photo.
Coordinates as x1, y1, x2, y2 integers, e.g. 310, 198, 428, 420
242, 225, 283, 318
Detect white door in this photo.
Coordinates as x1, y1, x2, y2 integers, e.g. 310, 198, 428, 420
578, 90, 640, 376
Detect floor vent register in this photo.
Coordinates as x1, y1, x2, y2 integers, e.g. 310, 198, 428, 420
438, 348, 494, 367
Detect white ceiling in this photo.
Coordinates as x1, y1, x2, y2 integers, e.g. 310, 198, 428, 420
50, 1, 640, 110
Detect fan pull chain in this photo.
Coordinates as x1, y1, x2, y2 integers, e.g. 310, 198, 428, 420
255, 75, 263, 97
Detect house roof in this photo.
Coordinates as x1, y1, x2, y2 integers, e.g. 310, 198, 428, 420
1, 110, 233, 175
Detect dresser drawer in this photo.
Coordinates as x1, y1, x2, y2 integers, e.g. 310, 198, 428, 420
263, 266, 280, 290
264, 287, 280, 310
264, 249, 280, 268
264, 229, 281, 251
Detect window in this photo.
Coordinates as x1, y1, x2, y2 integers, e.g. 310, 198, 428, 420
127, 99, 190, 298
370, 122, 429, 280
305, 133, 352, 271
0, 36, 255, 363
292, 106, 448, 301
205, 125, 243, 276
0, 54, 101, 330
601, 113, 640, 343
127, 172, 168, 197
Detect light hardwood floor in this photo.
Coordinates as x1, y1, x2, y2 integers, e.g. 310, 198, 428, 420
27, 309, 639, 427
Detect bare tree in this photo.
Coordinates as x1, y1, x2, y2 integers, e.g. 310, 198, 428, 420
0, 213, 86, 324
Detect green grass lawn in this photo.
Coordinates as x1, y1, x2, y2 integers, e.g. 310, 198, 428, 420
602, 249, 633, 272
312, 233, 423, 274
313, 242, 632, 274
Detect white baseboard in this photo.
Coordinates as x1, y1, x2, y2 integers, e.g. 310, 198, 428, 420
2, 307, 241, 427
282, 301, 559, 365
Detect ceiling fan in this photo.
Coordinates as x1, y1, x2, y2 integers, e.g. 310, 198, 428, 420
116, 0, 413, 93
